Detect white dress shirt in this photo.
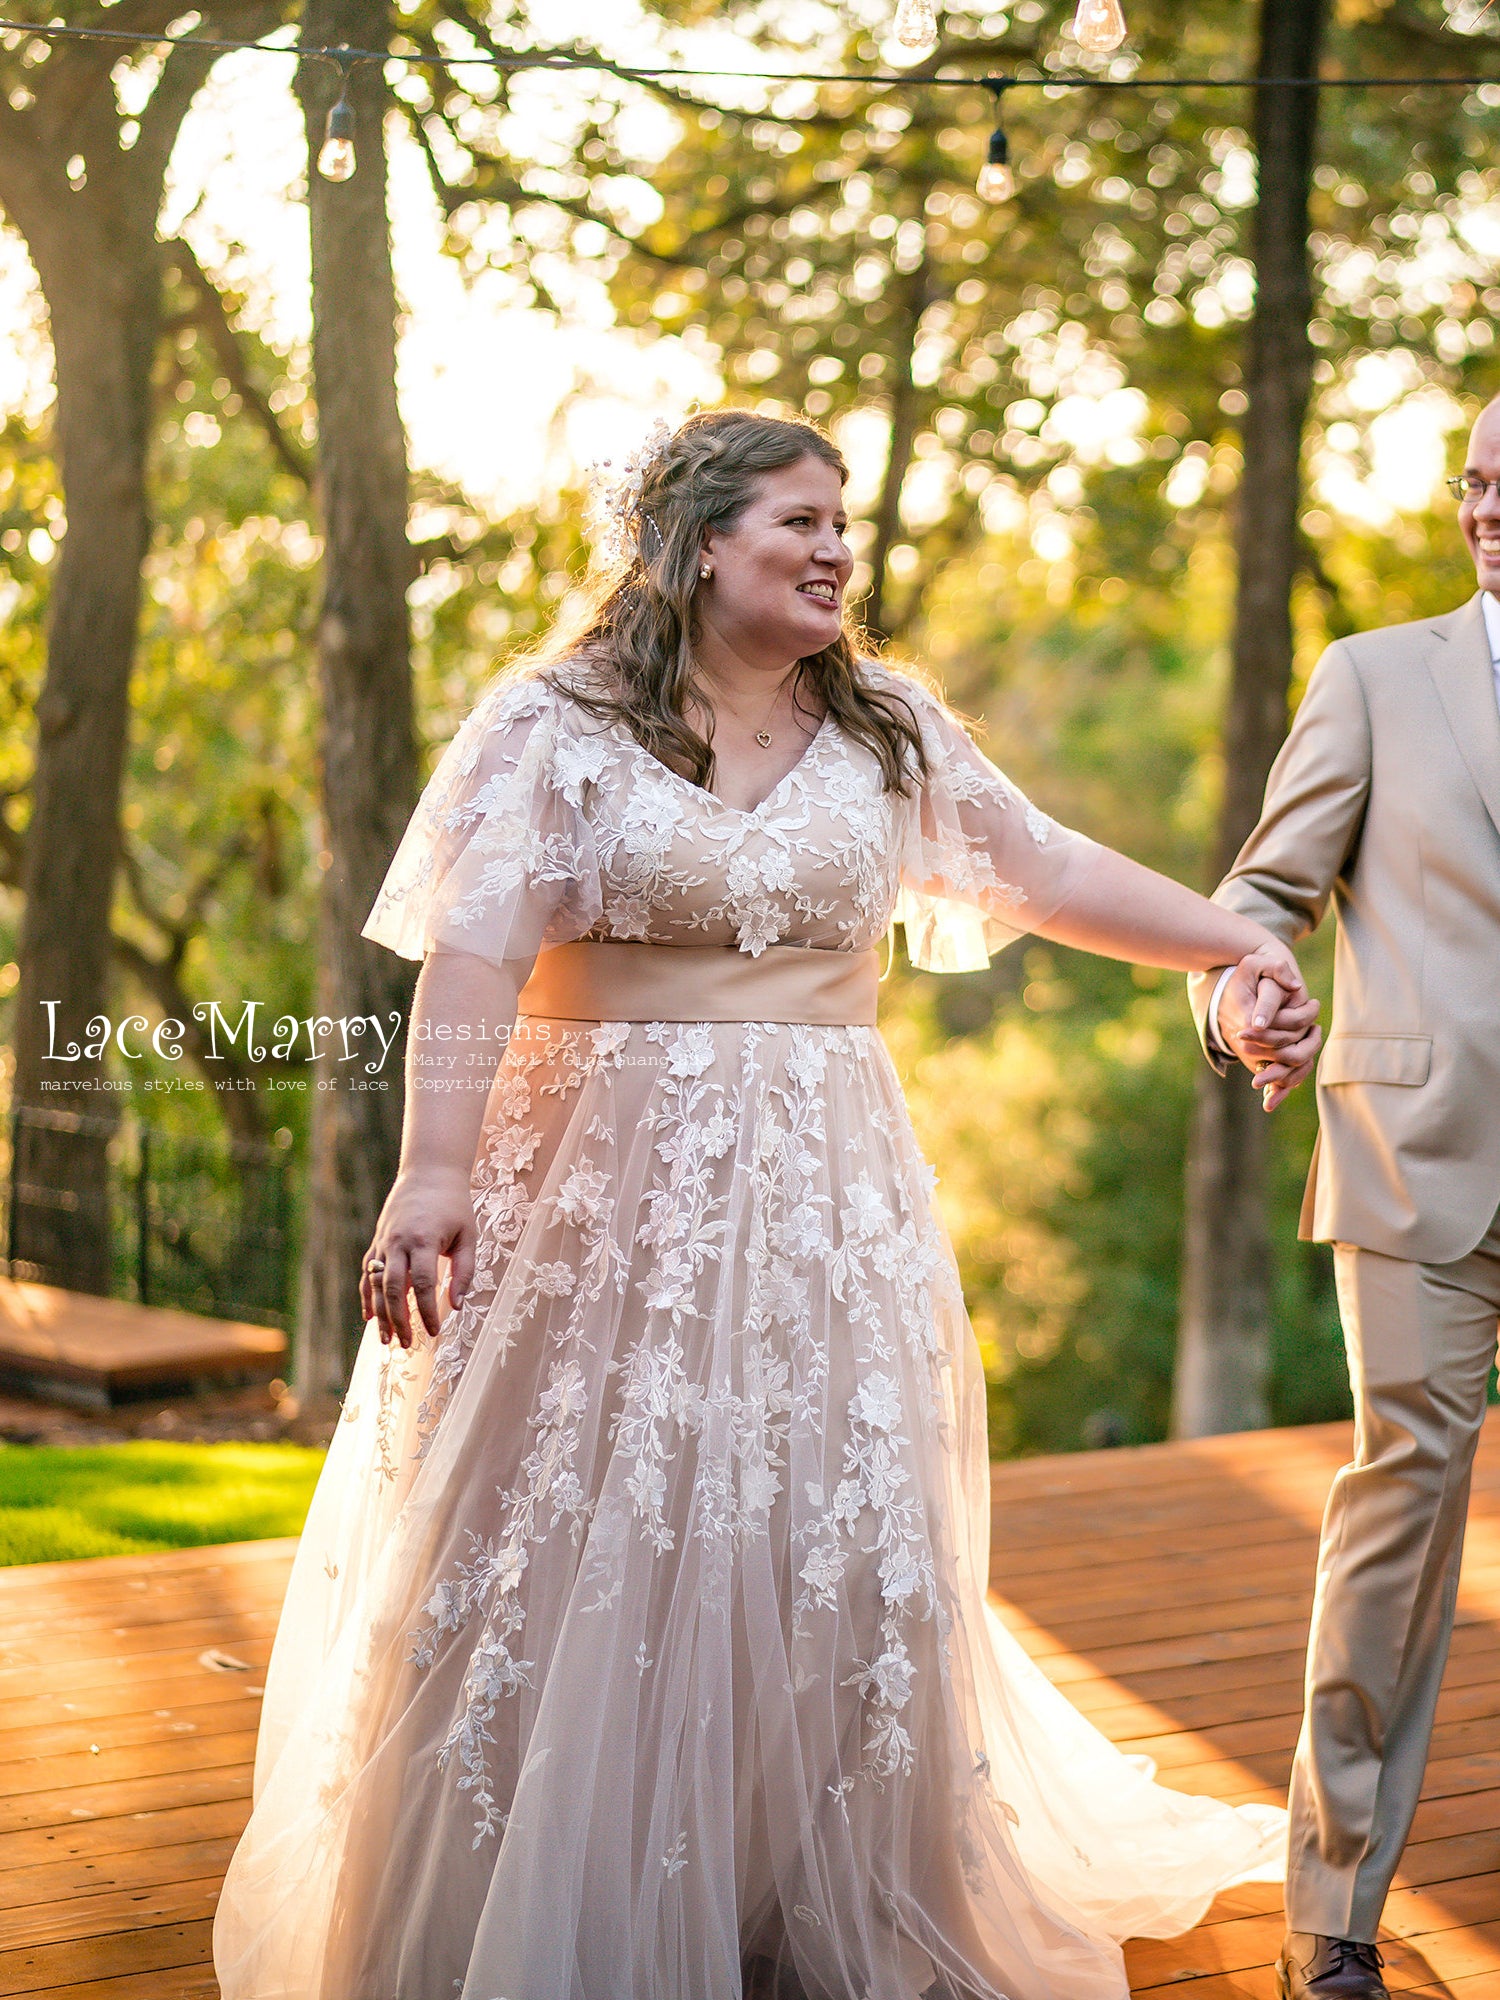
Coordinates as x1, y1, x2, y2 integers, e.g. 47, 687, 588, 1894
1483, 586, 1500, 697
1206, 591, 1500, 1059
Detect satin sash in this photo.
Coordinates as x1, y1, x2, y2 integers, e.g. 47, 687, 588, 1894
516, 940, 880, 1026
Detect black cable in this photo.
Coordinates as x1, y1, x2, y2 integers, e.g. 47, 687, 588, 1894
0, 18, 1495, 93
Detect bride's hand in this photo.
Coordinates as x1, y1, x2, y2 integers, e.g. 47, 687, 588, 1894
360, 1166, 478, 1350
1217, 944, 1322, 1112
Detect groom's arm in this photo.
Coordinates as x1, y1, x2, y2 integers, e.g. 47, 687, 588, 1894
1190, 638, 1373, 1073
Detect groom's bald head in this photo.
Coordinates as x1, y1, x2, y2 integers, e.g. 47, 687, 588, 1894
1461, 396, 1500, 592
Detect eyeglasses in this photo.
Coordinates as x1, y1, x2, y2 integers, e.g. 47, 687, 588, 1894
1447, 474, 1500, 503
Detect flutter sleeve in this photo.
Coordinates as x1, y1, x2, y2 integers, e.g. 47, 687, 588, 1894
889, 673, 1103, 974
360, 676, 604, 971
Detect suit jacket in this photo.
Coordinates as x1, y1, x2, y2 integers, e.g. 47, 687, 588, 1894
1187, 592, 1500, 1266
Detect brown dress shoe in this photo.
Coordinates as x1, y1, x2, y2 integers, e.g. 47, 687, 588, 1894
1277, 1933, 1389, 1999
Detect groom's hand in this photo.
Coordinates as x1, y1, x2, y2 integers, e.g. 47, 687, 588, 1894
1217, 949, 1323, 1112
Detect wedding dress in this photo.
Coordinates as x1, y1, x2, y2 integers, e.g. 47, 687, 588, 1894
213, 664, 1284, 2000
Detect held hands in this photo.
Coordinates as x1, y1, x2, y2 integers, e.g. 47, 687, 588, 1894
359, 1166, 478, 1350
1217, 944, 1323, 1113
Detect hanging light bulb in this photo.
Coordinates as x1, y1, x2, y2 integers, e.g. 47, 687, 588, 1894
977, 82, 1016, 204
893, 0, 938, 53
317, 79, 357, 182
977, 124, 1016, 204
1071, 0, 1128, 54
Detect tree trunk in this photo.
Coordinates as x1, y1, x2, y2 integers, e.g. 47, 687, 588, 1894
0, 9, 269, 1292
866, 245, 930, 641
1172, 0, 1328, 1438
6, 220, 158, 1293
293, 6, 420, 1408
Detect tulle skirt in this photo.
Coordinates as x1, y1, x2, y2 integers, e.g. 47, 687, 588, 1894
213, 1016, 1284, 2000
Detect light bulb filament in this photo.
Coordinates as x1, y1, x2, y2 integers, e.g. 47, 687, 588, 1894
318, 83, 358, 182
977, 121, 1015, 204
1072, 0, 1128, 54
893, 0, 938, 53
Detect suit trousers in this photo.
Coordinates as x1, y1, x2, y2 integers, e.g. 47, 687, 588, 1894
1287, 1205, 1500, 1939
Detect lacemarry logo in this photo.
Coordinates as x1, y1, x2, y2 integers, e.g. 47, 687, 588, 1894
35, 999, 404, 1076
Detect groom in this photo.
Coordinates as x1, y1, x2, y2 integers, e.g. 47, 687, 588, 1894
1190, 394, 1500, 2000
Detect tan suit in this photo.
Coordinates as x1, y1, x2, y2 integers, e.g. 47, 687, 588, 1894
1188, 592, 1500, 1940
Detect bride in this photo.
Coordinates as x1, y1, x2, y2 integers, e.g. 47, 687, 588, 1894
214, 410, 1317, 2000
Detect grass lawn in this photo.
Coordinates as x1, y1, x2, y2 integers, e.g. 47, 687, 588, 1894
0, 1441, 326, 1567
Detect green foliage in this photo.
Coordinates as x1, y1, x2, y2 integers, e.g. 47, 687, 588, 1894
0, 1441, 325, 1566
4, 0, 1497, 1451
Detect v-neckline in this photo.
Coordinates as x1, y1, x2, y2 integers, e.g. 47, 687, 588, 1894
620, 711, 834, 822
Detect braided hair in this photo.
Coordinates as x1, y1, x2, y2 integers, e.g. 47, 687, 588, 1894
539, 410, 927, 796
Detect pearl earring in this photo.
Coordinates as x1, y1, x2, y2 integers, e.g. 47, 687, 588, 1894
699, 564, 712, 580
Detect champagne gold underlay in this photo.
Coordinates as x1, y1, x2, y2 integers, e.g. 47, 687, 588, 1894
516, 940, 881, 1026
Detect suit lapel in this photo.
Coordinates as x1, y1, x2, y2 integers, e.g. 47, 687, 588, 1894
1426, 594, 1500, 844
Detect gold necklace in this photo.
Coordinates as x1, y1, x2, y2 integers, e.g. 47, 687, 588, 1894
702, 673, 794, 748
754, 675, 799, 747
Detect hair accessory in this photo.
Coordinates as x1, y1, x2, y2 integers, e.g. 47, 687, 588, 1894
590, 417, 676, 568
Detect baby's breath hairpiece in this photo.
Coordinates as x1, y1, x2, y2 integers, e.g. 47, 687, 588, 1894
590, 417, 675, 570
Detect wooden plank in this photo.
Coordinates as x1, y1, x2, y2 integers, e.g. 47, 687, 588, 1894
4, 1423, 1500, 1998
0, 1762, 253, 1840
1110, 1683, 1500, 1780
1127, 1961, 1278, 1998
1, 1878, 221, 1953
1128, 1876, 1500, 1991
6, 1971, 219, 2000
0, 1698, 266, 1788
0, 1798, 250, 1876
0, 1574, 291, 1647
1076, 1625, 1500, 1722
0, 1647, 275, 1718
0, 1673, 276, 1744
0, 1917, 216, 1997
0, 1540, 297, 1600
0, 1729, 259, 1815
0, 1612, 283, 1682
1019, 1604, 1500, 1692
0, 1836, 241, 1916
0, 1277, 284, 1400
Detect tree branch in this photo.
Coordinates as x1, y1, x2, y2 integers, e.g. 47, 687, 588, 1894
109, 932, 294, 1142
131, 1, 287, 195
425, 5, 852, 131
164, 237, 313, 485
119, 828, 252, 976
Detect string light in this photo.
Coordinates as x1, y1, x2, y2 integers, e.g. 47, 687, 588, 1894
892, 0, 938, 54
0, 15, 1486, 211
0, 21, 1482, 95
317, 75, 357, 181
977, 81, 1016, 203
1072, 0, 1129, 55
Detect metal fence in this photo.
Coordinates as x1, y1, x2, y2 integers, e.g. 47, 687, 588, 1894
5, 1105, 296, 1328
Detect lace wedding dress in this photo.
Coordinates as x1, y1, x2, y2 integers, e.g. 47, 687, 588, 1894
213, 666, 1284, 2000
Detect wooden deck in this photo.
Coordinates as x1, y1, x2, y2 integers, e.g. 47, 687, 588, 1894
0, 1279, 286, 1410
4, 1416, 1500, 1996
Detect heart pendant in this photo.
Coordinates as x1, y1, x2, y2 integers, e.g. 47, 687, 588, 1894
756, 730, 772, 747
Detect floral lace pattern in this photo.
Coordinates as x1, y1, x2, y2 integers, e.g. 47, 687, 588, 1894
402, 1016, 967, 1842
214, 668, 1284, 2000
359, 663, 1101, 976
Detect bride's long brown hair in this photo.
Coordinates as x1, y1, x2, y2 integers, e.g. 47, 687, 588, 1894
538, 410, 927, 796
